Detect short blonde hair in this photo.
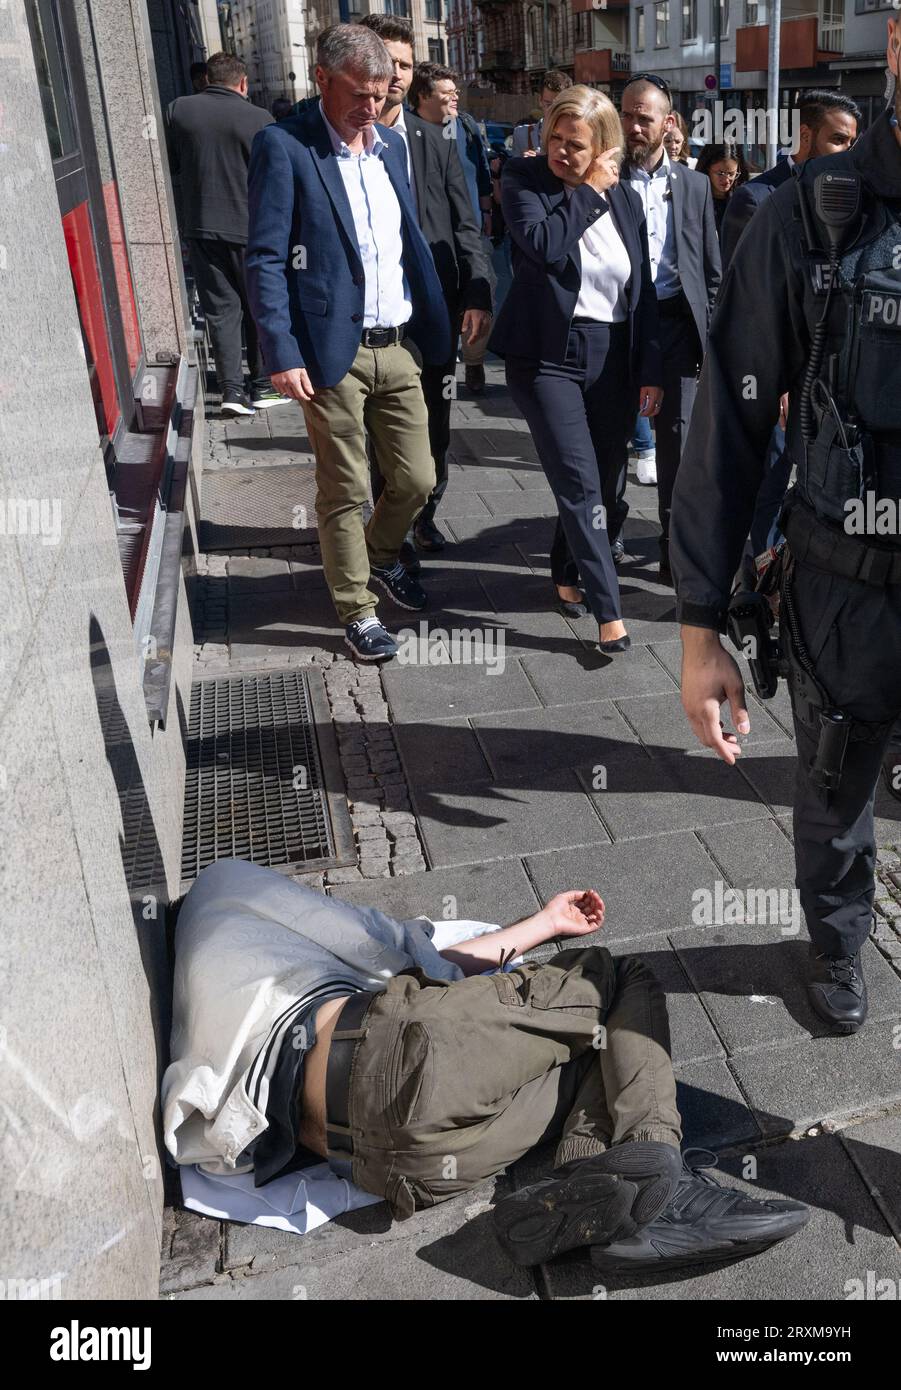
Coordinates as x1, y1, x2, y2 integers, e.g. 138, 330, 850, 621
542, 85, 621, 157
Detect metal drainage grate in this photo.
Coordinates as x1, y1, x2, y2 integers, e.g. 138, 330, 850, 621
198, 464, 319, 551
180, 668, 355, 885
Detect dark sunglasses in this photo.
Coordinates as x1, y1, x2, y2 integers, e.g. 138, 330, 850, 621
625, 72, 671, 94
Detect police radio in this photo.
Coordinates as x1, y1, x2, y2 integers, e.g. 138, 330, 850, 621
798, 172, 862, 446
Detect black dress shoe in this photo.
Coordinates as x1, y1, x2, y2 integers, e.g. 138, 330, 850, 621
554, 586, 589, 618
611, 538, 625, 565
465, 364, 486, 394
806, 947, 868, 1034
413, 517, 446, 552
598, 634, 631, 655
493, 1141, 683, 1267
590, 1149, 809, 1274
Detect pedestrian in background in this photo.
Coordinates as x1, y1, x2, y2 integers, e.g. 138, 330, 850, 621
511, 69, 573, 156
165, 52, 278, 416
664, 112, 696, 168
410, 63, 495, 394
695, 142, 750, 243
359, 16, 493, 557
620, 75, 721, 585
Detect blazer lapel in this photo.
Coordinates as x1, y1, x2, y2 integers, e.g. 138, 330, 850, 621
307, 107, 363, 267
608, 182, 641, 307
381, 133, 420, 238
407, 116, 427, 207
668, 161, 686, 265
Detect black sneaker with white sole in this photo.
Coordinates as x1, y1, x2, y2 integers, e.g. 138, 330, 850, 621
344, 617, 398, 662
492, 1141, 683, 1267
590, 1148, 809, 1274
221, 387, 256, 416
369, 559, 427, 611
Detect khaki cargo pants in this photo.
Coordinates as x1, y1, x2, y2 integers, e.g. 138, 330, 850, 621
301, 339, 435, 625
338, 946, 682, 1220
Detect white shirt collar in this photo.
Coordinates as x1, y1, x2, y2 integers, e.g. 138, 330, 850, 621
319, 98, 386, 157
633, 147, 671, 182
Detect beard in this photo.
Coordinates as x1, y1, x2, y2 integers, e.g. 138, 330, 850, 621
626, 135, 664, 170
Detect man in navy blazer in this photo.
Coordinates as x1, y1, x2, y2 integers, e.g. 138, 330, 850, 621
245, 24, 451, 661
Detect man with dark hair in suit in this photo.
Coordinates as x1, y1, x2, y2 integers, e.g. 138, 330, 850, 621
245, 25, 452, 662
721, 90, 860, 272
166, 52, 276, 416
621, 75, 722, 584
358, 13, 493, 555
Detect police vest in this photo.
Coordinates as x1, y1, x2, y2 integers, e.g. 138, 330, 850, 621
796, 201, 901, 538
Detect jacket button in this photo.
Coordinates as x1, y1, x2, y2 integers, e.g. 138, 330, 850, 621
351, 312, 362, 322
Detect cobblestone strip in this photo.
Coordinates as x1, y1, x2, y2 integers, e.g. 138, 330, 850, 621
874, 844, 901, 978
190, 548, 429, 887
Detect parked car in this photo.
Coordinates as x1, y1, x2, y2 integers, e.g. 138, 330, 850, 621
480, 120, 513, 154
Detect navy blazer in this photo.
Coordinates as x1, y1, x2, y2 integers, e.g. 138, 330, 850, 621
720, 158, 795, 272
245, 104, 451, 387
488, 156, 662, 387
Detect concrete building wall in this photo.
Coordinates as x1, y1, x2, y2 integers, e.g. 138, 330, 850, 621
0, 0, 194, 1299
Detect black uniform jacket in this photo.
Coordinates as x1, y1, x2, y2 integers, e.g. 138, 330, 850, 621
670, 109, 901, 633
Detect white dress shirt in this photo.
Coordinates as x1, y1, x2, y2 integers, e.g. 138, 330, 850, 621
571, 193, 631, 322
629, 148, 681, 300
319, 100, 411, 329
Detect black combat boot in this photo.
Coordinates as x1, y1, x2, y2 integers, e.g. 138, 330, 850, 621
806, 946, 868, 1034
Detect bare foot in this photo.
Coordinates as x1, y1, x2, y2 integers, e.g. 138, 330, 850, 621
599, 620, 627, 643
556, 584, 583, 604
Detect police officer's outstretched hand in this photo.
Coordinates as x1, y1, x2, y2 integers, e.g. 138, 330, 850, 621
681, 627, 751, 765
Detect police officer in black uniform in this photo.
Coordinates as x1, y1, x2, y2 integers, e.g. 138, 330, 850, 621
670, 17, 901, 1035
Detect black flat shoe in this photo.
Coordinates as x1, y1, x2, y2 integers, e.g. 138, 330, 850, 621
598, 634, 631, 655
554, 586, 588, 618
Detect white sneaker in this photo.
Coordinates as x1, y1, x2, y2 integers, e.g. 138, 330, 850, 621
635, 450, 657, 486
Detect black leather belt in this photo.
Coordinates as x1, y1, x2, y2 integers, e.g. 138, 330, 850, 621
783, 493, 901, 586
324, 990, 377, 1180
360, 324, 407, 348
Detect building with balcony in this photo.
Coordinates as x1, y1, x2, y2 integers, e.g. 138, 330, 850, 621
471, 1, 578, 96
629, 0, 890, 143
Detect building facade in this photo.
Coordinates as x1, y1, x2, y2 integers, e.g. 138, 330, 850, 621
628, 0, 891, 142
4, 0, 203, 1298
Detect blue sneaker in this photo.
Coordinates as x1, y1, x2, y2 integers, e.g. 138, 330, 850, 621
369, 559, 427, 611
344, 617, 398, 662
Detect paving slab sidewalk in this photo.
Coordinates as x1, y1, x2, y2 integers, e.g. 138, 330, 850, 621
163, 363, 901, 1301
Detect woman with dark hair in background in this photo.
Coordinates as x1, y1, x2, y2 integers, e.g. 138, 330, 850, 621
489, 86, 662, 655
695, 142, 750, 241
664, 112, 696, 167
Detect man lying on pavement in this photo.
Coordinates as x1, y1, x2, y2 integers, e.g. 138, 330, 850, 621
162, 858, 808, 1273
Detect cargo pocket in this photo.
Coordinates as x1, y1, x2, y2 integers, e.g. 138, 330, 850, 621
525, 957, 610, 1018
388, 1022, 434, 1129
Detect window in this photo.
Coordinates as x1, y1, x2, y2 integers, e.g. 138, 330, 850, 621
427, 38, 445, 63
745, 0, 762, 21
636, 6, 646, 49
655, 0, 669, 46
426, 0, 442, 18
385, 0, 410, 15
682, 0, 697, 38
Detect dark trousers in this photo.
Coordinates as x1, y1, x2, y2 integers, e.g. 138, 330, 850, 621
786, 556, 901, 956
506, 320, 635, 625
655, 294, 703, 542
339, 948, 681, 1221
188, 237, 266, 394
370, 300, 458, 522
